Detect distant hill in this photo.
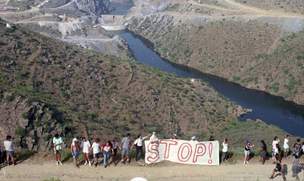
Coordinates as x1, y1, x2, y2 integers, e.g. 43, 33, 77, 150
128, 0, 304, 105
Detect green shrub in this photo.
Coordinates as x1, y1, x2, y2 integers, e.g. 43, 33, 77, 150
15, 126, 26, 137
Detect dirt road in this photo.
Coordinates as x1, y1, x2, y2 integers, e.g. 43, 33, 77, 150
0, 161, 302, 181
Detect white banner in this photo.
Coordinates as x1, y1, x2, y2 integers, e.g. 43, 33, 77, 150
145, 139, 219, 165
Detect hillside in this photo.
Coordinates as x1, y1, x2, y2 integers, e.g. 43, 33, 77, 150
0, 0, 128, 58
0, 18, 253, 150
128, 0, 304, 105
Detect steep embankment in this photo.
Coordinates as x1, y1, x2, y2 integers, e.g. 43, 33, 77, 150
128, 0, 304, 105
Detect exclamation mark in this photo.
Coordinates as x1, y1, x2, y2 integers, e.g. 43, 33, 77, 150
208, 142, 213, 164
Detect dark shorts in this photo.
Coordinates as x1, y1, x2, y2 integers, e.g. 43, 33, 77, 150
275, 164, 282, 172
93, 153, 100, 158
6, 151, 14, 157
113, 148, 118, 156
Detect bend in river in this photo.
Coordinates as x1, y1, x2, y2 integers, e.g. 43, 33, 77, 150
120, 31, 304, 137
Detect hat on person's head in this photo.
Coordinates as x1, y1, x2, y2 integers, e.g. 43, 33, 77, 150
191, 136, 196, 141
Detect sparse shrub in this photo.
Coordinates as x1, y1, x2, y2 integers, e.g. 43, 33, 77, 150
15, 126, 26, 137
43, 178, 61, 181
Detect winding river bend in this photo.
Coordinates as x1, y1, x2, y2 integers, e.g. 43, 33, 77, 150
120, 32, 304, 137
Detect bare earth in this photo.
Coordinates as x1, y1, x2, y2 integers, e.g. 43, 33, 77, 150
0, 161, 303, 181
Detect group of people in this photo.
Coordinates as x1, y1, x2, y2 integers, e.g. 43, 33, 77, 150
1, 132, 304, 180
52, 132, 153, 168
224, 135, 304, 180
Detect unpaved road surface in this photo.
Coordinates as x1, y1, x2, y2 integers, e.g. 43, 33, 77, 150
0, 161, 302, 181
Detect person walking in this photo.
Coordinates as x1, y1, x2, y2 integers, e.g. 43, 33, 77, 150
91, 138, 101, 167
82, 137, 91, 166
133, 134, 148, 161
259, 140, 268, 164
269, 159, 286, 181
71, 137, 80, 167
52, 133, 64, 166
244, 140, 254, 165
221, 138, 228, 163
121, 133, 131, 164
291, 158, 304, 180
3, 135, 15, 165
102, 141, 113, 168
283, 135, 290, 157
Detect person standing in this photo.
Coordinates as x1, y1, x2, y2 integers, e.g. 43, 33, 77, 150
259, 140, 268, 164
102, 141, 113, 168
133, 134, 148, 161
71, 137, 80, 167
111, 138, 119, 165
52, 133, 64, 166
293, 138, 302, 159
149, 132, 158, 143
91, 138, 101, 167
0, 144, 2, 164
3, 135, 15, 165
272, 136, 280, 162
121, 133, 131, 164
82, 137, 91, 166
244, 140, 254, 165
283, 135, 290, 157
221, 138, 228, 163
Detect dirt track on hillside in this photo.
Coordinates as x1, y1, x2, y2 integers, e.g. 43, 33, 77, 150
0, 161, 303, 181
190, 0, 304, 18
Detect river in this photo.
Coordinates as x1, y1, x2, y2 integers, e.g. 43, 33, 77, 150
120, 31, 304, 137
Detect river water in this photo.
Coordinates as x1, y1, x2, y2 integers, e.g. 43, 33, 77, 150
120, 32, 304, 137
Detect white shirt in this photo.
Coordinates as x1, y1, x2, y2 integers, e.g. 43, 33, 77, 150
52, 137, 63, 151
4, 140, 14, 152
134, 136, 148, 147
222, 142, 228, 152
92, 142, 100, 154
272, 140, 280, 153
283, 138, 289, 149
82, 140, 91, 153
103, 145, 111, 152
149, 134, 158, 142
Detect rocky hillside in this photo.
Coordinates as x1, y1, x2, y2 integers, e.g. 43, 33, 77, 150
234, 0, 304, 15
0, 0, 128, 58
0, 18, 288, 151
128, 0, 304, 105
4, 0, 110, 16
0, 18, 238, 150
